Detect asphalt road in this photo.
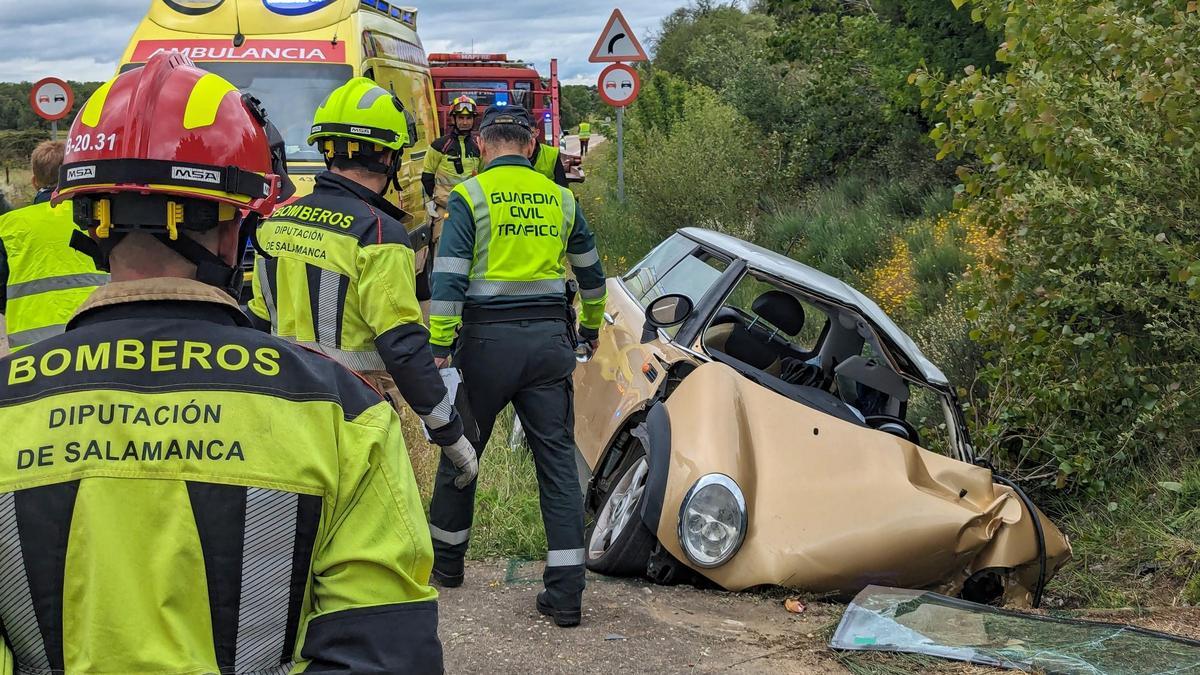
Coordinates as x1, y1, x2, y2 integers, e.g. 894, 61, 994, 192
562, 134, 605, 158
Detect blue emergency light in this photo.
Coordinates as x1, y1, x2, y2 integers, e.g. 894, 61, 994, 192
263, 0, 335, 15
494, 92, 510, 107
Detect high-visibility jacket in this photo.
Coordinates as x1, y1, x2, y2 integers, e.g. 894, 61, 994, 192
0, 277, 442, 674
578, 123, 591, 140
421, 131, 481, 208
0, 194, 107, 351
530, 143, 569, 187
249, 172, 462, 446
429, 155, 607, 357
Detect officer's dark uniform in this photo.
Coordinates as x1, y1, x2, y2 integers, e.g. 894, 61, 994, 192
249, 172, 464, 446
428, 106, 607, 623
0, 278, 442, 673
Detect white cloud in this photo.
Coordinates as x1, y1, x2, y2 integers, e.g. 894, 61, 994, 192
0, 1, 680, 83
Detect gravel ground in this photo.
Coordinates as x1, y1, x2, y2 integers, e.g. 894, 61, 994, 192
438, 560, 1200, 674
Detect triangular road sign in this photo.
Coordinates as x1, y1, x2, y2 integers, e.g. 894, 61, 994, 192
589, 9, 649, 63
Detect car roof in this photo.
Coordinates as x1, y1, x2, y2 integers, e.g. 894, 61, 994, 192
680, 227, 949, 387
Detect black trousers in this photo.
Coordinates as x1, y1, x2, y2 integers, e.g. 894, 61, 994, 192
428, 318, 586, 609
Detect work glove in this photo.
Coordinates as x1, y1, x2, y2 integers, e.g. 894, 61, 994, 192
425, 200, 439, 220
441, 435, 478, 489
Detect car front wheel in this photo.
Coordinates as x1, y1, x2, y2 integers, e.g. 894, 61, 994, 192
585, 448, 657, 576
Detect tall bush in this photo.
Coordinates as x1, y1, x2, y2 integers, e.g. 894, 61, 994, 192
624, 85, 774, 242
919, 0, 1200, 491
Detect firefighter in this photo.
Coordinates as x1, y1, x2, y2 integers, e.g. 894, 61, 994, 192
578, 121, 591, 156
0, 140, 107, 352
249, 77, 478, 489
421, 95, 482, 241
427, 104, 607, 627
0, 53, 443, 673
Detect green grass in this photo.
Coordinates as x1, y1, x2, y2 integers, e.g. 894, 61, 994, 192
758, 176, 951, 288
1, 166, 33, 210
1044, 455, 1200, 609
401, 406, 547, 561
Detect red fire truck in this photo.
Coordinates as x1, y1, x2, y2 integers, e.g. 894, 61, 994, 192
430, 52, 562, 146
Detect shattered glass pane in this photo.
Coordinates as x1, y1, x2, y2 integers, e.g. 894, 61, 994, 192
831, 586, 1200, 674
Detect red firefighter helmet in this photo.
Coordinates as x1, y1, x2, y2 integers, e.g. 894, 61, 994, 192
52, 51, 293, 295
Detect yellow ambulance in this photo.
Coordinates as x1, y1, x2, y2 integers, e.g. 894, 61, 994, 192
118, 0, 441, 259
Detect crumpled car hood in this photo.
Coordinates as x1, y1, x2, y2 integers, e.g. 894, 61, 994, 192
654, 362, 1070, 605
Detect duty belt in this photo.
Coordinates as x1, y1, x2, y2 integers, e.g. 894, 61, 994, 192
462, 303, 571, 325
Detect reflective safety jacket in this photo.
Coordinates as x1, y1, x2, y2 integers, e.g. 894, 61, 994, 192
421, 131, 481, 208
578, 123, 591, 140
530, 143, 569, 187
429, 155, 607, 357
249, 172, 463, 446
0, 278, 442, 674
0, 194, 107, 351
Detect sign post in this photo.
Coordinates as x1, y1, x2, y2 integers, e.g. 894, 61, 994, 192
590, 9, 647, 203
30, 77, 74, 139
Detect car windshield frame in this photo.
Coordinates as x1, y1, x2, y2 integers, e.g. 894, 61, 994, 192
679, 258, 974, 462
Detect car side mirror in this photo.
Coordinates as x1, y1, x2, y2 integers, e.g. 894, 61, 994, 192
642, 293, 694, 343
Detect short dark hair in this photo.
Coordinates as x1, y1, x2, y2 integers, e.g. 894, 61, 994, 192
481, 123, 532, 148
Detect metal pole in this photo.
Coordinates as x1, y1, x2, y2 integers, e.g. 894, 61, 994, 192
616, 106, 625, 202
51, 121, 57, 140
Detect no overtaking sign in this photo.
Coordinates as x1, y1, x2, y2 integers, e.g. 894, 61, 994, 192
30, 77, 74, 122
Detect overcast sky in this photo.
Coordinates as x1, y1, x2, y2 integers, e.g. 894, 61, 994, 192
0, 1, 684, 84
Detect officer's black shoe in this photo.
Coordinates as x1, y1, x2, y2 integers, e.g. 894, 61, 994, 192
536, 591, 581, 628
430, 567, 464, 588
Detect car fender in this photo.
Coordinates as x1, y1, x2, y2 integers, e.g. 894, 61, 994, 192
631, 401, 671, 533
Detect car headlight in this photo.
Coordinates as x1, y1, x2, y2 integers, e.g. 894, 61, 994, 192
677, 474, 747, 568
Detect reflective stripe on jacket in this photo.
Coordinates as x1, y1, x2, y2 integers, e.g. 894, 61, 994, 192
249, 172, 463, 445
0, 199, 107, 351
421, 132, 481, 205
429, 155, 607, 356
0, 278, 442, 673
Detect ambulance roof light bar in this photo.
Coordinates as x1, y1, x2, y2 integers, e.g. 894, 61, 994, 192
359, 0, 417, 29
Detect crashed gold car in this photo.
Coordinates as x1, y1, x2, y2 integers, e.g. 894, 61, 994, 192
572, 228, 1071, 607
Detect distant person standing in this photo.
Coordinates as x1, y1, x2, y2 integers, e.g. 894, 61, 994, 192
578, 121, 591, 156
0, 141, 107, 351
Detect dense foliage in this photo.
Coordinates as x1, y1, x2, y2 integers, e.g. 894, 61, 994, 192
0, 81, 103, 132
917, 0, 1200, 491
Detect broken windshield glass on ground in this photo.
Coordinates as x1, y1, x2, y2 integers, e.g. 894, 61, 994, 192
831, 586, 1200, 674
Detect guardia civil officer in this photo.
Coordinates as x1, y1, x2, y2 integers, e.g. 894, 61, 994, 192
0, 53, 443, 672
0, 140, 107, 351
427, 105, 608, 627
531, 135, 571, 186
249, 77, 477, 489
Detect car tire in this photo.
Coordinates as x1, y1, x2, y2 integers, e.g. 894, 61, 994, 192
585, 447, 657, 577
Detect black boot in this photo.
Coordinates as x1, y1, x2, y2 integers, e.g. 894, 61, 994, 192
536, 591, 581, 627
431, 560, 464, 588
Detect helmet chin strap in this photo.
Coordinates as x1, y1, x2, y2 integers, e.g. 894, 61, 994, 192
151, 214, 258, 299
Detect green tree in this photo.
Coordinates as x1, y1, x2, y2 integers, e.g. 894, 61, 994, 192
918, 0, 1200, 491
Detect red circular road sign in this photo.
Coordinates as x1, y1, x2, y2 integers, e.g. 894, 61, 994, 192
30, 77, 74, 122
597, 63, 640, 108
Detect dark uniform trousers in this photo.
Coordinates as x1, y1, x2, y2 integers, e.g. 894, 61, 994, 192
428, 317, 586, 609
